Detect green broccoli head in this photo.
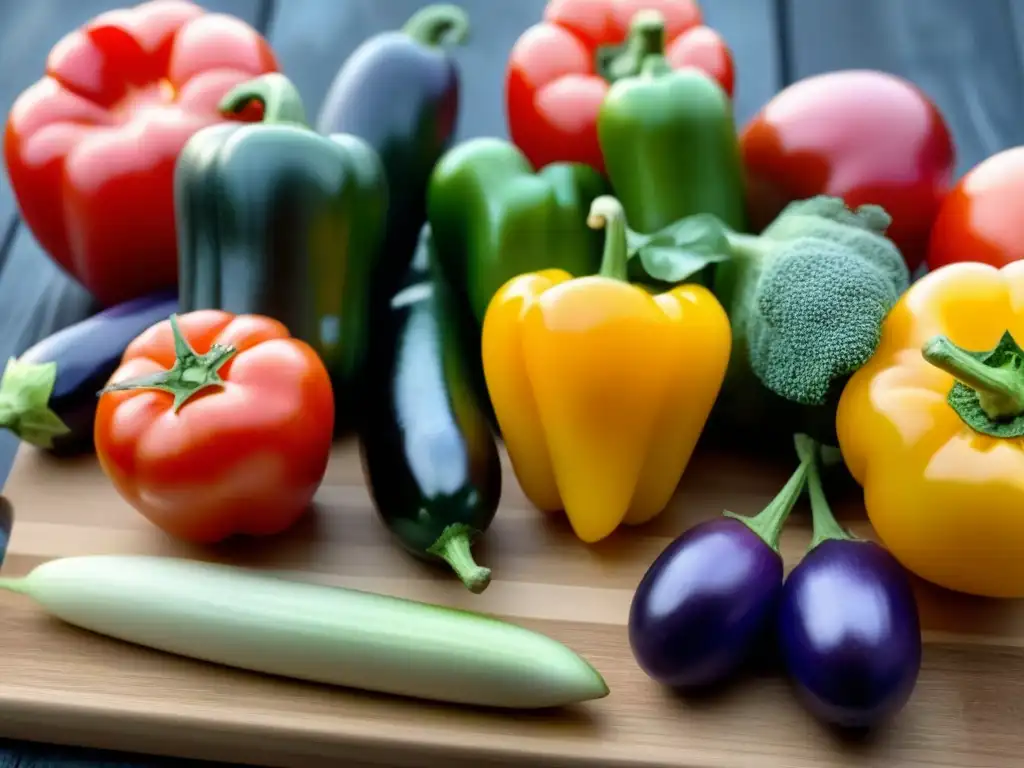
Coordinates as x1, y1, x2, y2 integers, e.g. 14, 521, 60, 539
740, 196, 911, 406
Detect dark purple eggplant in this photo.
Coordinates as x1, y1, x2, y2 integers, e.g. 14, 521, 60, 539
778, 437, 922, 729
315, 4, 466, 306
628, 435, 814, 689
0, 291, 177, 456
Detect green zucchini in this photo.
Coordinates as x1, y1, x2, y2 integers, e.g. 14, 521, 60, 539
358, 224, 501, 594
0, 555, 609, 709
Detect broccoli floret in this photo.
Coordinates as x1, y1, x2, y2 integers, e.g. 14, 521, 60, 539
716, 196, 909, 408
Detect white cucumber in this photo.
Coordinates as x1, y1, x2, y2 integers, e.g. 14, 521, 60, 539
0, 555, 608, 709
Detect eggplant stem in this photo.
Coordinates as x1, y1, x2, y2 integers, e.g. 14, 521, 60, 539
794, 434, 854, 550
723, 442, 811, 553
428, 524, 492, 594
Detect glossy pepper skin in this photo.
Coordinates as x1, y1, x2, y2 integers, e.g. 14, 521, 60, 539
597, 10, 746, 234
837, 260, 1024, 598
3, 0, 278, 307
358, 225, 501, 594
482, 196, 731, 543
428, 137, 609, 327
506, 0, 733, 174
175, 74, 387, 429
316, 4, 467, 307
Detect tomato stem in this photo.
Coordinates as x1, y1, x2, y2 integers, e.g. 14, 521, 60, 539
98, 315, 237, 413
588, 196, 630, 282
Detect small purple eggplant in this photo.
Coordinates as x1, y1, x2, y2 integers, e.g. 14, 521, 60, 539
0, 291, 177, 456
778, 437, 922, 729
628, 435, 813, 689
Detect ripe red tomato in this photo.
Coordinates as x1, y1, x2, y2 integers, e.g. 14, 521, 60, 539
740, 70, 955, 270
927, 147, 1024, 271
95, 310, 335, 544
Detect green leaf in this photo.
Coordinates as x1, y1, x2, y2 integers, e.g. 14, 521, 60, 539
625, 213, 733, 285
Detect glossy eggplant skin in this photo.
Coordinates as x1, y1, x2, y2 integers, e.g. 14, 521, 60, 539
357, 224, 500, 593
629, 517, 784, 689
18, 291, 177, 456
778, 540, 922, 729
316, 5, 464, 306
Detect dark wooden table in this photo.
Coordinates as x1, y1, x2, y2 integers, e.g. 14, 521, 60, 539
0, 0, 1021, 765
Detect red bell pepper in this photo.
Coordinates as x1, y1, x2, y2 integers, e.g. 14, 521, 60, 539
3, 0, 279, 307
505, 0, 734, 174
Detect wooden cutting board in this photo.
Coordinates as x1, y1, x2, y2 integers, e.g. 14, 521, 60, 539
0, 438, 1022, 768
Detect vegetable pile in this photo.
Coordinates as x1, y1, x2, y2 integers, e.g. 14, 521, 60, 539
1, 0, 1019, 728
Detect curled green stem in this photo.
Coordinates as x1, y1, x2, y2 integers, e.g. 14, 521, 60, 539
794, 434, 853, 550
588, 196, 630, 281
427, 524, 491, 594
219, 73, 309, 126
98, 315, 236, 413
402, 4, 470, 47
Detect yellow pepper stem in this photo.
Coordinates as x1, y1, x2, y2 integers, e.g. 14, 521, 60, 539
922, 334, 1024, 422
587, 196, 630, 281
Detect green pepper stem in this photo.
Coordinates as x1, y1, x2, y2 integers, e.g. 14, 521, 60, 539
922, 335, 1024, 421
402, 4, 470, 47
723, 437, 812, 552
98, 315, 237, 414
219, 73, 309, 126
794, 434, 853, 550
604, 9, 667, 82
427, 525, 491, 594
588, 196, 630, 281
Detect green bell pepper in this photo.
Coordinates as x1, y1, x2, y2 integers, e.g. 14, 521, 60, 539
426, 137, 609, 326
175, 73, 388, 427
596, 10, 747, 234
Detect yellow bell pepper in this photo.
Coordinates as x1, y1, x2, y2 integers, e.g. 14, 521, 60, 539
837, 260, 1024, 598
481, 196, 731, 543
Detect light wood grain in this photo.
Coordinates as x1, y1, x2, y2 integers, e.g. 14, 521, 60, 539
2, 439, 1023, 767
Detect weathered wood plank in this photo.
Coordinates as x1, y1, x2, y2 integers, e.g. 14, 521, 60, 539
701, 0, 782, 126
784, 0, 1024, 175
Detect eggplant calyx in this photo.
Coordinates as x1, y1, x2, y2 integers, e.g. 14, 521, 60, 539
794, 433, 855, 551
98, 314, 236, 414
427, 523, 491, 594
0, 357, 71, 448
723, 434, 814, 553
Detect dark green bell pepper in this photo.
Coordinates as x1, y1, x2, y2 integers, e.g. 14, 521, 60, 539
426, 137, 609, 326
597, 10, 747, 234
175, 73, 388, 427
